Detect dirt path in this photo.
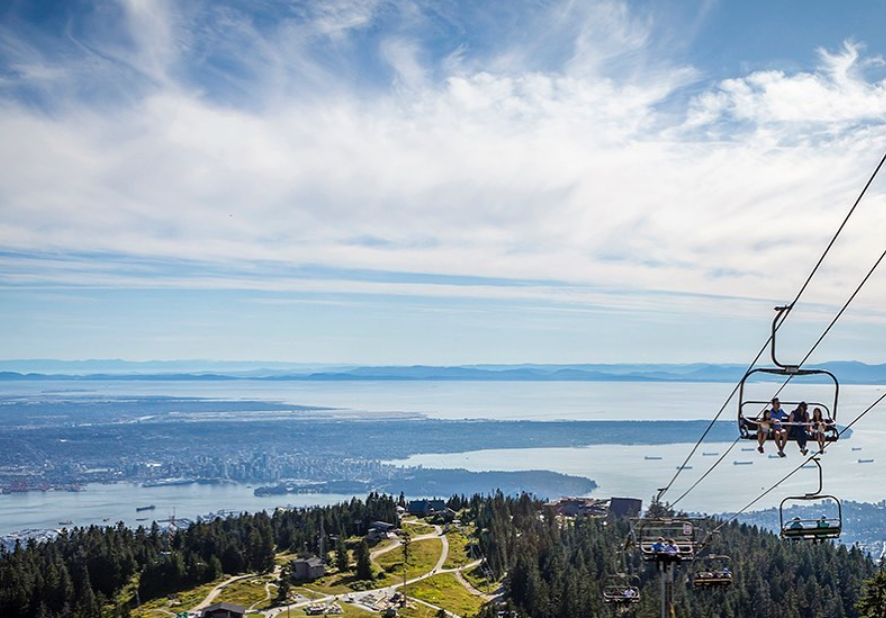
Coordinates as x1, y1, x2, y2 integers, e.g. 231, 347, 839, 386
191, 574, 254, 611
265, 523, 492, 617
432, 526, 449, 573
453, 565, 497, 602
250, 580, 277, 611
371, 525, 446, 567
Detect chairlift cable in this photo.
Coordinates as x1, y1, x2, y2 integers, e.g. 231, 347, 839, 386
655, 345, 768, 501
796, 244, 886, 368
656, 148, 886, 503
785, 148, 886, 310
672, 239, 886, 508
711, 389, 886, 535
669, 436, 741, 508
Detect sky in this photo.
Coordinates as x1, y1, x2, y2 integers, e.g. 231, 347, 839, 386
3, 0, 886, 366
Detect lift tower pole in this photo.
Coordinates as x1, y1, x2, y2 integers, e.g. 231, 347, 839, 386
659, 562, 675, 618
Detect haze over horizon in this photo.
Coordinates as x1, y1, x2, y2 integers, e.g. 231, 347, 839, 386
4, 1, 886, 366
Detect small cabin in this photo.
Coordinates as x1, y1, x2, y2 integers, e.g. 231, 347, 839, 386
199, 602, 246, 618
292, 556, 326, 580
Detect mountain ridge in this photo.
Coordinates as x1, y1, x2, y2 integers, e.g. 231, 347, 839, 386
1, 360, 885, 384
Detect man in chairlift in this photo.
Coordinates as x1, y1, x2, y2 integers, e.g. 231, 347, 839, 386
789, 516, 804, 529
767, 397, 789, 457
814, 515, 832, 544
656, 538, 681, 569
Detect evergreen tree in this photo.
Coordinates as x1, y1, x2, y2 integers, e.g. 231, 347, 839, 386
335, 537, 349, 572
402, 532, 412, 569
354, 539, 373, 580
275, 566, 292, 607
857, 571, 886, 618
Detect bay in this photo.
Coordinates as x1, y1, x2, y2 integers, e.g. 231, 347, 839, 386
0, 483, 353, 535
1, 378, 884, 535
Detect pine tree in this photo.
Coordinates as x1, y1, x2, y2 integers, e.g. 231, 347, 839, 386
354, 539, 373, 580
275, 566, 292, 607
335, 537, 349, 572
857, 571, 886, 618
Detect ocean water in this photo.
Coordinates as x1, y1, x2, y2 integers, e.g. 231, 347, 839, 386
5, 378, 880, 421
0, 484, 353, 535
1, 379, 884, 534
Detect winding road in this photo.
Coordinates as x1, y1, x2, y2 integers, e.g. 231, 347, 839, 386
187, 520, 492, 618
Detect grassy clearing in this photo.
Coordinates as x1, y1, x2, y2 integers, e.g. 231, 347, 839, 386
401, 520, 435, 536
276, 551, 299, 566
398, 604, 439, 618
303, 571, 377, 595
131, 578, 226, 618
370, 537, 400, 555
293, 586, 328, 600
374, 538, 443, 581
442, 530, 473, 570
461, 565, 493, 595
329, 602, 379, 618
215, 574, 276, 609
407, 573, 486, 618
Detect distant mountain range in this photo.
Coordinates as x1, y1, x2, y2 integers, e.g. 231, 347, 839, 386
1, 359, 885, 384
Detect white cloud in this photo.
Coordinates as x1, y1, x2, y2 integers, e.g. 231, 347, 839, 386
687, 41, 886, 128
2, 0, 886, 336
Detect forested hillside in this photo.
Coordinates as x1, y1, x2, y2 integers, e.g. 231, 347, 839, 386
0, 492, 882, 618
0, 493, 398, 618
469, 493, 880, 618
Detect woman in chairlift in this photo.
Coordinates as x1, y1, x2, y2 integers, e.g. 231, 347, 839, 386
788, 401, 810, 456
810, 407, 834, 453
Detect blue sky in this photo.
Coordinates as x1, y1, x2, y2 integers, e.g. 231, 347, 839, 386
3, 0, 886, 365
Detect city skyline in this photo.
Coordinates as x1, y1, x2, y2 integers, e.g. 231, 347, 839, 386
3, 1, 886, 364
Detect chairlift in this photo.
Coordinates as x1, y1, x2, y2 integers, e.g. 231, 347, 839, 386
738, 306, 839, 442
691, 554, 733, 589
602, 573, 641, 605
779, 458, 842, 542
630, 518, 704, 562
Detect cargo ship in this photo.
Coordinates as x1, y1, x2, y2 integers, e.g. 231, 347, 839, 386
136, 505, 156, 512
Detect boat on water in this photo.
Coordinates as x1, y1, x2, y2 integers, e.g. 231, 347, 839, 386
675, 465, 693, 470
852, 447, 863, 451
644, 456, 663, 460
136, 505, 156, 512
135, 517, 149, 521
733, 461, 753, 465
740, 447, 756, 452
58, 520, 73, 526
858, 458, 874, 464
702, 452, 719, 456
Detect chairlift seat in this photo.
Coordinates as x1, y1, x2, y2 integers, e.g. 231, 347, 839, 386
692, 572, 733, 588
602, 586, 641, 604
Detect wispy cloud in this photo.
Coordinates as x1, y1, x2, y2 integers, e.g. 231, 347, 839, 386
2, 0, 886, 361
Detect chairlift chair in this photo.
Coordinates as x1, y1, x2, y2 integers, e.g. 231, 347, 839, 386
691, 554, 733, 589
602, 573, 641, 604
737, 306, 839, 442
778, 458, 842, 542
630, 518, 704, 562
